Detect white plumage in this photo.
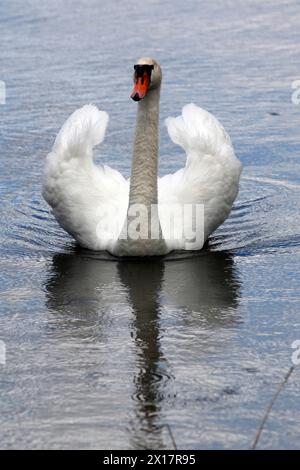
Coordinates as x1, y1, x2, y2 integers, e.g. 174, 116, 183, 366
159, 103, 242, 250
43, 103, 241, 255
43, 105, 129, 252
43, 59, 241, 256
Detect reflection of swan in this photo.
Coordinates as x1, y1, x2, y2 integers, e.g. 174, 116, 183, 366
43, 57, 242, 256
162, 252, 240, 327
45, 249, 240, 448
45, 250, 121, 340
117, 260, 166, 449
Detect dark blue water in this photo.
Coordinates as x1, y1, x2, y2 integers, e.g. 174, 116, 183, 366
0, 0, 299, 449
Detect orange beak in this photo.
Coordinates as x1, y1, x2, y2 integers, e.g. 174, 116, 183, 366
131, 72, 151, 101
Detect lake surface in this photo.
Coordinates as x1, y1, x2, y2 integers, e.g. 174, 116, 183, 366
0, 0, 300, 449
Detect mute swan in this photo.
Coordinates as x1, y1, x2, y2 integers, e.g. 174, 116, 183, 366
43, 58, 242, 256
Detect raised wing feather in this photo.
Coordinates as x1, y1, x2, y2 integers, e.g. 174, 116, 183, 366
43, 105, 129, 250
159, 104, 242, 250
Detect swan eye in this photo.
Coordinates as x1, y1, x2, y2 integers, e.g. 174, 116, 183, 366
134, 64, 154, 81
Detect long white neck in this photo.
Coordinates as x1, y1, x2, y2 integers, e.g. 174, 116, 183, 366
129, 86, 160, 207
115, 85, 167, 256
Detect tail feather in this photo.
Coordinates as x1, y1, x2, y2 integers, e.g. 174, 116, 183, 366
53, 104, 109, 160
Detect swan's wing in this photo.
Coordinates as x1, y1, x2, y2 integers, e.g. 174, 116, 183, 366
43, 105, 129, 250
158, 103, 242, 251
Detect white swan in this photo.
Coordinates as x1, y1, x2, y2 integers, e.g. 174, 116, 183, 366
43, 57, 242, 256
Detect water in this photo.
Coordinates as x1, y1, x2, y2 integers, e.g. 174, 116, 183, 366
0, 0, 300, 449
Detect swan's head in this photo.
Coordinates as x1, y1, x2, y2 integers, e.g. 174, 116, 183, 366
131, 57, 162, 101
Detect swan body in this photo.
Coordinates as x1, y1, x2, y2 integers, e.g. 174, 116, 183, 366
43, 58, 242, 256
